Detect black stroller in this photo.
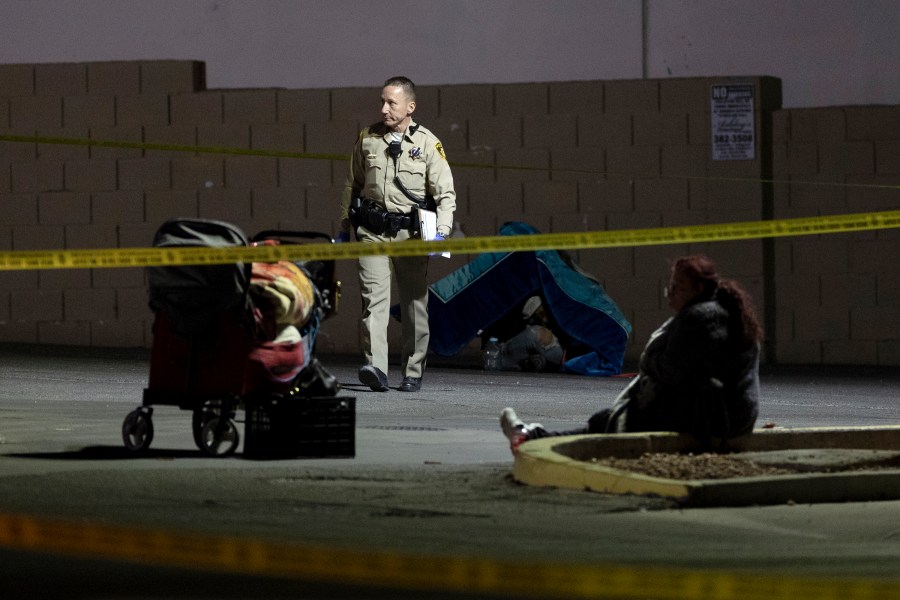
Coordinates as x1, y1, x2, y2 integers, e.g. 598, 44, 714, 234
122, 218, 353, 458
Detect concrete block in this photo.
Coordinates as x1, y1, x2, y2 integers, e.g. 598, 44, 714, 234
577, 113, 632, 147
139, 60, 205, 94
251, 123, 304, 152
305, 120, 359, 155
117, 157, 171, 191
549, 147, 604, 183
849, 238, 900, 273
440, 85, 494, 118
633, 246, 689, 278
468, 115, 522, 151
523, 114, 577, 149
305, 184, 344, 221
87, 62, 141, 95
407, 84, 439, 121
851, 306, 900, 340
549, 211, 606, 233
877, 340, 900, 366
115, 94, 170, 128
606, 211, 662, 232
0, 271, 38, 292
420, 117, 467, 152
661, 145, 706, 177
789, 108, 846, 142
62, 96, 116, 130
93, 268, 145, 290
549, 81, 604, 115
0, 64, 34, 95
578, 177, 633, 213
11, 289, 63, 321
633, 177, 688, 211
116, 287, 153, 318
64, 158, 117, 192
9, 95, 62, 130
792, 236, 851, 274
1, 192, 37, 226
38, 192, 90, 225
495, 83, 549, 116
606, 145, 660, 178
785, 142, 819, 175
633, 113, 688, 146
575, 247, 634, 278
794, 306, 849, 341
0, 130, 37, 161
0, 159, 9, 193
845, 174, 900, 210
775, 273, 820, 308
252, 188, 306, 225
170, 91, 223, 125
39, 269, 90, 290
10, 161, 64, 194
845, 105, 900, 141
170, 156, 225, 191
223, 89, 278, 124
876, 272, 900, 306
35, 127, 90, 160
279, 157, 333, 190
142, 124, 198, 158
875, 140, 900, 174
774, 307, 794, 344
822, 339, 877, 365
118, 224, 158, 247
818, 141, 874, 175
605, 79, 659, 114
690, 177, 763, 212
145, 190, 199, 223
523, 181, 578, 214
37, 321, 91, 346
225, 156, 278, 188
196, 123, 251, 151
0, 320, 37, 343
775, 340, 822, 364
496, 148, 550, 184
88, 125, 144, 159
64, 223, 118, 250
659, 78, 709, 114
198, 189, 253, 223
770, 110, 791, 144
661, 210, 709, 227
65, 288, 116, 321
91, 319, 146, 348
35, 63, 87, 96
787, 175, 845, 210
277, 89, 331, 123
330, 87, 377, 123
466, 182, 523, 222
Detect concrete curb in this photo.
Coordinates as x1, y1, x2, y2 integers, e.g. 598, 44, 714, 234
512, 426, 900, 507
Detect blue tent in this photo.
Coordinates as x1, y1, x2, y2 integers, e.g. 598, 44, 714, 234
427, 222, 632, 376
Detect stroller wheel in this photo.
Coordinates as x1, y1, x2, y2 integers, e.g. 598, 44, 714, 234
198, 417, 239, 457
122, 408, 154, 452
192, 401, 221, 449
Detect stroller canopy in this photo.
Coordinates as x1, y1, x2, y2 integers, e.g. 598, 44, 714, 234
427, 222, 632, 376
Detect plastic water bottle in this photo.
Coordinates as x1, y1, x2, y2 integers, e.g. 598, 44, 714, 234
483, 337, 501, 371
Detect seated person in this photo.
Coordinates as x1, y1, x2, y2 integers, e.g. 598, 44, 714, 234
501, 254, 763, 452
498, 296, 563, 372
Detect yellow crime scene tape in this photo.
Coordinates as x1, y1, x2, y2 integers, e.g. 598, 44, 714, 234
0, 210, 897, 271
1, 511, 897, 600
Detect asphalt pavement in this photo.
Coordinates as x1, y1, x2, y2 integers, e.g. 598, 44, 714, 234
0, 344, 898, 599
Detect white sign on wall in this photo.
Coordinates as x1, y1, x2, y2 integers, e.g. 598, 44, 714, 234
711, 84, 755, 161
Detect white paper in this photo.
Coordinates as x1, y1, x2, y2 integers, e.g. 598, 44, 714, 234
418, 208, 450, 258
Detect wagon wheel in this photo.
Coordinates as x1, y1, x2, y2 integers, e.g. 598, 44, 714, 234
198, 417, 240, 457
122, 407, 154, 453
192, 399, 224, 450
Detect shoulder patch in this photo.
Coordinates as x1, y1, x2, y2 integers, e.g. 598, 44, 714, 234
435, 142, 447, 161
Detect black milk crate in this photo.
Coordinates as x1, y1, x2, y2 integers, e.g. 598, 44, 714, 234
243, 396, 355, 459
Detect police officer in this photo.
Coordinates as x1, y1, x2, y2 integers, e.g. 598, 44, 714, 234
340, 76, 456, 392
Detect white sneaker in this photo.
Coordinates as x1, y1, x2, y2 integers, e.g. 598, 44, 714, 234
499, 407, 542, 454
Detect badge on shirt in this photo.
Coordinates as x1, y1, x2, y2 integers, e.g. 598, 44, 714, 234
435, 142, 447, 161
409, 147, 422, 160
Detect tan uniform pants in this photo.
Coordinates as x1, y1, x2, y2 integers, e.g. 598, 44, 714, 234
357, 227, 430, 378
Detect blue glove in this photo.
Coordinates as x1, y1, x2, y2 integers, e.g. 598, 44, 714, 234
336, 231, 350, 243
433, 232, 445, 241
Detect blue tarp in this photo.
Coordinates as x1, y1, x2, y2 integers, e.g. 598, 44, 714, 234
427, 222, 632, 376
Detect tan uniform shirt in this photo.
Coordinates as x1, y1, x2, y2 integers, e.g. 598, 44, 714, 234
341, 120, 456, 236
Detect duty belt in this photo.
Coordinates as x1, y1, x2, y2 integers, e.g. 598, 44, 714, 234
349, 198, 419, 238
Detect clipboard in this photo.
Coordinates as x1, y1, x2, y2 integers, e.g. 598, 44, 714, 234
418, 208, 450, 258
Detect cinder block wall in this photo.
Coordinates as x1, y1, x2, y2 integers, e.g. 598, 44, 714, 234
0, 60, 896, 366
770, 106, 900, 365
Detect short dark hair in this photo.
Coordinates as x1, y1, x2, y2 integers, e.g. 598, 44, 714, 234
383, 76, 416, 101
